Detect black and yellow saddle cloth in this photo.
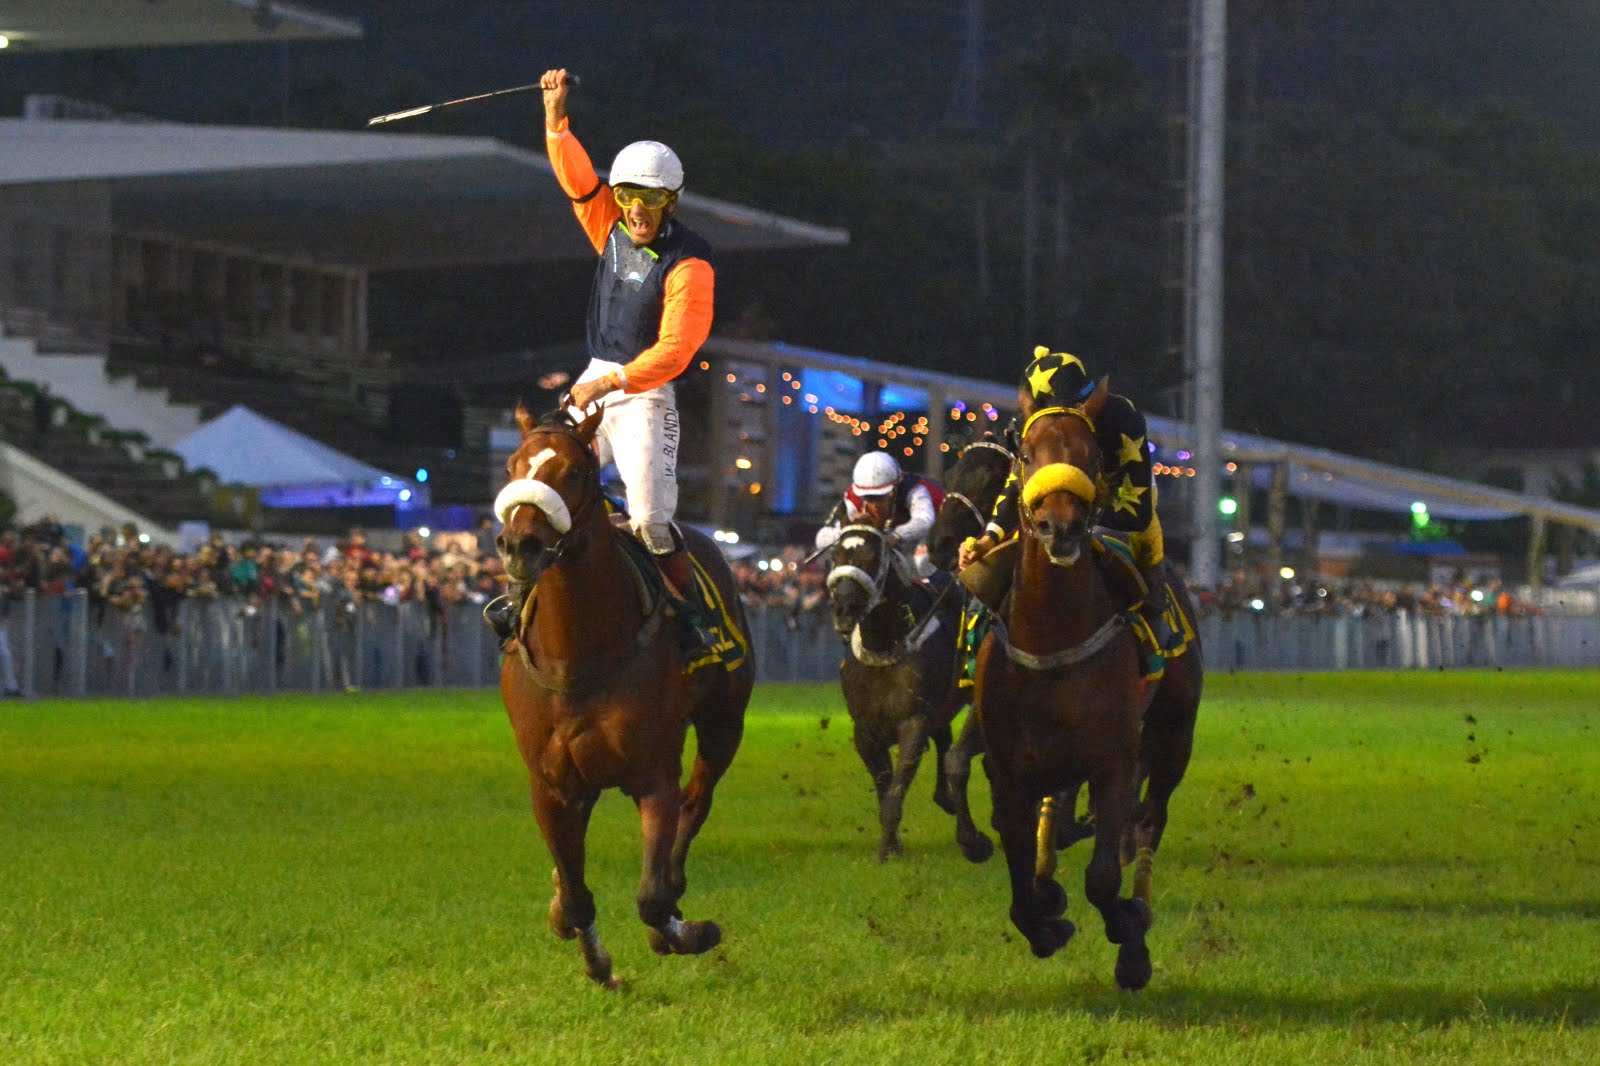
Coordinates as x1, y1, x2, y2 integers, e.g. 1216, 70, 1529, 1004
614, 532, 749, 677
956, 534, 1195, 686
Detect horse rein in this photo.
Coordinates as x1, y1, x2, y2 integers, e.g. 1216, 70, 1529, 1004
941, 439, 1016, 532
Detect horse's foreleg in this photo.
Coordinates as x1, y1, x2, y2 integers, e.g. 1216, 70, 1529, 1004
986, 757, 1074, 958
638, 784, 722, 957
532, 786, 615, 988
876, 716, 930, 861
1083, 767, 1152, 991
944, 711, 994, 863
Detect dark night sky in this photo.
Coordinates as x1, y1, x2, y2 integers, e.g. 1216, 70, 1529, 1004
4, 1, 1599, 153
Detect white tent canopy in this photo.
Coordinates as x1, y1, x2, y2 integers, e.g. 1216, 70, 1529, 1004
172, 405, 413, 506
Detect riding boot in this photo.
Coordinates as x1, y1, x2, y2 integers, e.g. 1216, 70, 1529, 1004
484, 583, 529, 644
656, 548, 718, 660
1139, 565, 1174, 651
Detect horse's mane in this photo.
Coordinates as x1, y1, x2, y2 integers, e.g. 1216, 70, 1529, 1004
535, 407, 580, 431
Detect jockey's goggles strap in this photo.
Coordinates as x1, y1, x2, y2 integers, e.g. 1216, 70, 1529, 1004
1022, 463, 1098, 509
613, 184, 675, 210
570, 180, 603, 204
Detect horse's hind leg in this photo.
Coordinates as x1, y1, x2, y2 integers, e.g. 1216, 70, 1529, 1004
1082, 767, 1153, 991
930, 715, 957, 815
532, 786, 616, 988
670, 698, 747, 899
1137, 687, 1199, 855
944, 712, 994, 863
639, 782, 722, 956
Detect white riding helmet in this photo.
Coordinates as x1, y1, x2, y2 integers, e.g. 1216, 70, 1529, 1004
609, 140, 684, 193
851, 452, 901, 497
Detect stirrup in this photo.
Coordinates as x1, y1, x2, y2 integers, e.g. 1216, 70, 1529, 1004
484, 593, 519, 642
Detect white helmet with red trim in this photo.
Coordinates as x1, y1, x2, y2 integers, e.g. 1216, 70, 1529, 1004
851, 452, 901, 497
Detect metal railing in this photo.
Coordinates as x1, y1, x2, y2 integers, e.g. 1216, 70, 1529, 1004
3, 594, 1595, 699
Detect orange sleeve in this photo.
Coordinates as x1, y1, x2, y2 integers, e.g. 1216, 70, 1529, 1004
544, 116, 618, 253
617, 257, 715, 393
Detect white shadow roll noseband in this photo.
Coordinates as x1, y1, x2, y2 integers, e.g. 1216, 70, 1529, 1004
825, 527, 890, 612
493, 447, 572, 533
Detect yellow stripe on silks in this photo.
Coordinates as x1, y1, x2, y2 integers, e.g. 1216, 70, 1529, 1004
1021, 404, 1096, 440
1022, 463, 1098, 508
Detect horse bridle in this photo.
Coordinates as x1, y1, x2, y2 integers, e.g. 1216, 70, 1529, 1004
825, 522, 894, 612
495, 417, 605, 575
1017, 406, 1100, 547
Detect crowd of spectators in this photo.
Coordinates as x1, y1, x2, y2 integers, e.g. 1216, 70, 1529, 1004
0, 517, 1560, 631
0, 516, 509, 634
1201, 566, 1544, 619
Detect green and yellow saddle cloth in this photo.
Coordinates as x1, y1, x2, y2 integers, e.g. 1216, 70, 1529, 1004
613, 533, 749, 676
957, 534, 1194, 686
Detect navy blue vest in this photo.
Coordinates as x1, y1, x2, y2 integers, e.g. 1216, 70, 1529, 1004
585, 218, 712, 367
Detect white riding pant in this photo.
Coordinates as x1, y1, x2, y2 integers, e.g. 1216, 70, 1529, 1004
571, 361, 680, 554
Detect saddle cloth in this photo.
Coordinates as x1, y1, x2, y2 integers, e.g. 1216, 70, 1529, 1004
613, 530, 749, 676
956, 533, 1194, 686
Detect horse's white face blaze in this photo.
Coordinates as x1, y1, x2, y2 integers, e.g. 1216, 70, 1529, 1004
1022, 415, 1100, 566
495, 446, 571, 533
826, 525, 889, 632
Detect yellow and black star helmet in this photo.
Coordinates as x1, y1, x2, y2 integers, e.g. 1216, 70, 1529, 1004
1021, 345, 1093, 407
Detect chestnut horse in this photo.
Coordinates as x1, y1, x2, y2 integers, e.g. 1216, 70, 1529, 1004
494, 404, 753, 987
973, 383, 1202, 991
824, 522, 967, 860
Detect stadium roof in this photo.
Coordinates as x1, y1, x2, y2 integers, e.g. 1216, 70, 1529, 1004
1151, 421, 1600, 531
0, 119, 850, 270
703, 340, 1600, 533
0, 1, 362, 52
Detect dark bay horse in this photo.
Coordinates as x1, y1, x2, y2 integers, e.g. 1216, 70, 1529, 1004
825, 522, 967, 861
926, 433, 1014, 572
973, 384, 1202, 991
495, 404, 754, 987
924, 434, 1017, 862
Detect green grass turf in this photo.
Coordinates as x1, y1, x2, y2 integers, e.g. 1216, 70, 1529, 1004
2, 671, 1598, 1064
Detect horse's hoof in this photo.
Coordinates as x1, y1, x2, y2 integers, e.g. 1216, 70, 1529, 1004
686, 919, 722, 954
1027, 917, 1075, 958
647, 917, 722, 955
1034, 878, 1068, 919
548, 897, 577, 941
1115, 940, 1152, 991
959, 832, 995, 864
877, 839, 904, 863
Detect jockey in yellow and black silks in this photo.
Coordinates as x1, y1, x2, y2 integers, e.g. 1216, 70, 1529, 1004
959, 346, 1172, 644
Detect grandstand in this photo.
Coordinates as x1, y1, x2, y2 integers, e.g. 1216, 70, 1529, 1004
0, 16, 848, 536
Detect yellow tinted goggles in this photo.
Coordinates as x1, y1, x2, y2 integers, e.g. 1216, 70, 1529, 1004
613, 185, 675, 210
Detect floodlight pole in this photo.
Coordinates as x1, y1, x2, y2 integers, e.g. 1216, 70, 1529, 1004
1187, 0, 1227, 591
